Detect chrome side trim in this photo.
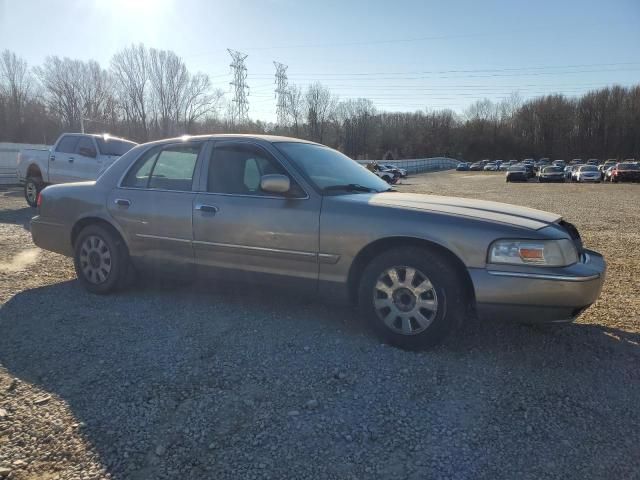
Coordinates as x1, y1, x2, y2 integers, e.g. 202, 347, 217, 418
135, 234, 328, 263
318, 253, 341, 264
195, 190, 309, 201
193, 240, 317, 261
487, 270, 600, 282
136, 234, 191, 244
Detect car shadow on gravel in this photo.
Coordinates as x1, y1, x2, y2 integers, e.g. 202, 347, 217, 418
1, 280, 639, 479
0, 205, 35, 231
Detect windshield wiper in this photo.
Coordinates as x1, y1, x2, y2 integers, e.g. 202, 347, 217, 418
322, 183, 378, 193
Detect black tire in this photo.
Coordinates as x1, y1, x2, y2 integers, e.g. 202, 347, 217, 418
24, 178, 43, 207
73, 224, 131, 294
357, 247, 466, 350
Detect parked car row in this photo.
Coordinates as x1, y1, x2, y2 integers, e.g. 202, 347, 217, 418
458, 157, 639, 184
563, 161, 640, 182
365, 162, 407, 184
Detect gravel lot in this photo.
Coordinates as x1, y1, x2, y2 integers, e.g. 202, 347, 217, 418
0, 172, 639, 480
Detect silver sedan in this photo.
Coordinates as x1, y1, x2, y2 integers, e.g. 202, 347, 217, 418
31, 135, 606, 350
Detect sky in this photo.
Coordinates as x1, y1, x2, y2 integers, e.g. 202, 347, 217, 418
1, 0, 639, 122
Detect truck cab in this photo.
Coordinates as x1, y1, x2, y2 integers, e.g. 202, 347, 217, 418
17, 133, 137, 206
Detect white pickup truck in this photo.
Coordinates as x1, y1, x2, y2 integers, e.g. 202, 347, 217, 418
17, 133, 137, 206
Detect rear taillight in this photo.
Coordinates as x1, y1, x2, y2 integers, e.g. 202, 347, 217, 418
36, 192, 42, 207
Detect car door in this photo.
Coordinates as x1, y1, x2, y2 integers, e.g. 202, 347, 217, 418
107, 141, 204, 275
49, 135, 80, 183
73, 136, 100, 181
192, 140, 321, 291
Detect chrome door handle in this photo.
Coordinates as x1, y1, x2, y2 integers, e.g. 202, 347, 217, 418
50, 156, 55, 161
195, 204, 219, 214
114, 198, 131, 207
68, 157, 74, 162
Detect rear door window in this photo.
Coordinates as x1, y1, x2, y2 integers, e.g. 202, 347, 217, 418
122, 144, 201, 191
56, 136, 80, 154
75, 137, 96, 157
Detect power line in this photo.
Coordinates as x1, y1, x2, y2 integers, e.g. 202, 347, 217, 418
273, 61, 289, 126
183, 22, 603, 56
246, 66, 640, 82
246, 62, 640, 77
227, 49, 249, 125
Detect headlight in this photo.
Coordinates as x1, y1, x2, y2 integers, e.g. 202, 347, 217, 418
488, 239, 578, 267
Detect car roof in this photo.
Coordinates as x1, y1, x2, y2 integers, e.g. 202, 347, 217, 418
139, 133, 319, 147
62, 133, 137, 143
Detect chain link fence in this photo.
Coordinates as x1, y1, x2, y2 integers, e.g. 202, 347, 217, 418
357, 157, 459, 174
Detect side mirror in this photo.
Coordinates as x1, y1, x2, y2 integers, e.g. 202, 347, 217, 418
79, 147, 97, 158
260, 174, 290, 194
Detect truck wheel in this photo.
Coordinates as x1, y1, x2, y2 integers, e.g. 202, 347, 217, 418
73, 224, 130, 294
358, 247, 466, 350
24, 178, 43, 207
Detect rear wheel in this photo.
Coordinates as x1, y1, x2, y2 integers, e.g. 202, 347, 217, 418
24, 178, 43, 207
358, 247, 466, 350
73, 224, 131, 294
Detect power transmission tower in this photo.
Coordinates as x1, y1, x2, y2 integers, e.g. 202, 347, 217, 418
273, 61, 289, 126
227, 49, 249, 125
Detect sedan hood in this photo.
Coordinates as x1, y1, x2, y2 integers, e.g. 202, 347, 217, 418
358, 192, 561, 230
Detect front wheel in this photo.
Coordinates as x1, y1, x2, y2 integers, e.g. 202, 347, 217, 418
24, 178, 43, 207
74, 224, 131, 294
358, 247, 466, 350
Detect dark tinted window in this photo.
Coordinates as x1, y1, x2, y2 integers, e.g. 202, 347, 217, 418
619, 163, 639, 170
122, 144, 201, 191
56, 135, 80, 154
207, 143, 302, 196
75, 137, 96, 157
96, 137, 137, 156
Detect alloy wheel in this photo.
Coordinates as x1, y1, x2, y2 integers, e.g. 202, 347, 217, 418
26, 182, 37, 205
373, 266, 439, 335
79, 235, 112, 284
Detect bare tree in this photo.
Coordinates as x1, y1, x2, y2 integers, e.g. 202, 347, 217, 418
305, 82, 337, 142
35, 56, 84, 129
78, 60, 112, 127
285, 84, 305, 136
337, 98, 376, 158
148, 48, 189, 136
181, 73, 224, 133
111, 44, 151, 140
0, 50, 33, 140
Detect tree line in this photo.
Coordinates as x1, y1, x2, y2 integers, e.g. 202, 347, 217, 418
1, 46, 638, 161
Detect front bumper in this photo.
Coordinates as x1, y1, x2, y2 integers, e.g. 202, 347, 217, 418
470, 249, 606, 323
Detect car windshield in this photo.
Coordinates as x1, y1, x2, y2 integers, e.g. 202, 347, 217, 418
508, 166, 524, 171
96, 137, 137, 156
274, 142, 390, 193
619, 163, 639, 170
544, 166, 563, 173
580, 166, 598, 172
